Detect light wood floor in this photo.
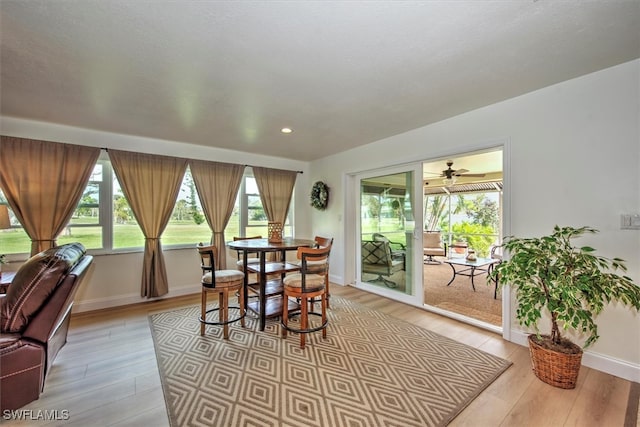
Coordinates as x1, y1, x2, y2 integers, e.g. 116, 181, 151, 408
6, 285, 637, 427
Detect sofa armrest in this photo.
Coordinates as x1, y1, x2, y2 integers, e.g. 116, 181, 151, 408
0, 337, 45, 411
0, 333, 21, 350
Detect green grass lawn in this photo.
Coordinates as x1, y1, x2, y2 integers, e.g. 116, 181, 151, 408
0, 220, 273, 255
361, 218, 408, 245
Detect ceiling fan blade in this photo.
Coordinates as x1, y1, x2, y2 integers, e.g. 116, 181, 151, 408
454, 168, 469, 174
458, 173, 486, 177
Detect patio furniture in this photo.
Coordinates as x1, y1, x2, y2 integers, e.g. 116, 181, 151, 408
361, 240, 404, 288
423, 231, 447, 264
372, 233, 406, 270
444, 257, 500, 298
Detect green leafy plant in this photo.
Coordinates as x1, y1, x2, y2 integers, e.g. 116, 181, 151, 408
0, 254, 6, 265
492, 225, 640, 349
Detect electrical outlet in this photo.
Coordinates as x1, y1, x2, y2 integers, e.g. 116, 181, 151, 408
620, 214, 640, 230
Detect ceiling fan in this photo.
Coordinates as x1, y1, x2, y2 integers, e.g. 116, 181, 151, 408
440, 160, 486, 179
424, 160, 485, 186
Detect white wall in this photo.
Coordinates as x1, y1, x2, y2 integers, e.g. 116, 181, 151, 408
0, 117, 313, 310
308, 60, 640, 379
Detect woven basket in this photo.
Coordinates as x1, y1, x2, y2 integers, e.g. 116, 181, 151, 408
528, 335, 583, 389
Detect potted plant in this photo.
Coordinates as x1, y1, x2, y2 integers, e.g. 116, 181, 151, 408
491, 225, 640, 389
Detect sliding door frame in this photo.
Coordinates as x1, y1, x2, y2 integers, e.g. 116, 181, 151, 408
352, 163, 424, 308
343, 139, 511, 339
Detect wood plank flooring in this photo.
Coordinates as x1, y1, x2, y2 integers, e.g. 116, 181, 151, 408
4, 285, 637, 426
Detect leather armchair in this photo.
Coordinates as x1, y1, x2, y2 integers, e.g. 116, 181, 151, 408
0, 243, 93, 411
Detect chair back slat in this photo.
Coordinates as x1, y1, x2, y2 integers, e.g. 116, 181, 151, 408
197, 243, 217, 275
314, 236, 333, 248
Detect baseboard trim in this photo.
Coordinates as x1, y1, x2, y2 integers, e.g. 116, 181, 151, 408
510, 330, 640, 383
72, 284, 201, 313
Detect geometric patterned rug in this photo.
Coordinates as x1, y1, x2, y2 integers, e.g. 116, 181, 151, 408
149, 296, 511, 427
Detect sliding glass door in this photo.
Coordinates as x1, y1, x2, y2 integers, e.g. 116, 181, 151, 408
355, 164, 422, 306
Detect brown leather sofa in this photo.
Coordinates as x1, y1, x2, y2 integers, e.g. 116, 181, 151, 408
0, 243, 93, 411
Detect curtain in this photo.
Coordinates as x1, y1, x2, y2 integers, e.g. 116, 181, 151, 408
109, 149, 187, 298
252, 167, 298, 225
189, 160, 244, 269
253, 167, 298, 261
0, 136, 100, 255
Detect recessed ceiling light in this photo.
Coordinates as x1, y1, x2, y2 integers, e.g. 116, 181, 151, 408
281, 127, 293, 134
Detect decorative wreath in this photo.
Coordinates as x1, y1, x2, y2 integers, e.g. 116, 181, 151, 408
310, 181, 329, 210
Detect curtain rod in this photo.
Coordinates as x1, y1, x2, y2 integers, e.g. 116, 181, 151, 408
100, 148, 303, 174
245, 165, 303, 174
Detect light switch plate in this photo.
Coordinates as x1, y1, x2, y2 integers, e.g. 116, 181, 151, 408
620, 214, 640, 230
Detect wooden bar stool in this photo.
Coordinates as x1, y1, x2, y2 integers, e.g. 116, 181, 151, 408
197, 243, 245, 339
281, 245, 331, 349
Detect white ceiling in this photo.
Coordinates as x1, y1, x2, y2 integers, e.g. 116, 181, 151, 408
1, 1, 639, 161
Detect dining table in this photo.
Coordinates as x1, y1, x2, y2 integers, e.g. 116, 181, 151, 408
227, 237, 315, 331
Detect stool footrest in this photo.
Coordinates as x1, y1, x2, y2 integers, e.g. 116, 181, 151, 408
281, 311, 328, 334
200, 306, 246, 326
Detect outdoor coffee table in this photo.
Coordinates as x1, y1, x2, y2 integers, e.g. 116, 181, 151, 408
444, 257, 500, 298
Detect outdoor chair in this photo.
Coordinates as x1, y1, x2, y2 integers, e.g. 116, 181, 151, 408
423, 231, 447, 264
361, 240, 404, 288
487, 244, 503, 298
372, 233, 406, 270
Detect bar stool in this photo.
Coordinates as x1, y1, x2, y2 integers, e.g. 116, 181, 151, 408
281, 245, 331, 349
312, 236, 333, 308
295, 236, 333, 309
197, 243, 245, 339
233, 235, 262, 271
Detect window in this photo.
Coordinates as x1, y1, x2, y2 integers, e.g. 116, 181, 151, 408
425, 191, 500, 258
0, 156, 294, 256
0, 194, 30, 256
228, 173, 293, 239
57, 163, 105, 249
161, 167, 209, 247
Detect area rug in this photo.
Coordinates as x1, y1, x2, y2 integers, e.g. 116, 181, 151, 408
149, 296, 511, 427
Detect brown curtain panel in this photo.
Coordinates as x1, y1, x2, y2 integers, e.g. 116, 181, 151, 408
109, 149, 188, 298
189, 160, 244, 269
0, 136, 100, 255
252, 167, 298, 226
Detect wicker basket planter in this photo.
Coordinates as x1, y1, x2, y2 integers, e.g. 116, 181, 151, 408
528, 335, 583, 389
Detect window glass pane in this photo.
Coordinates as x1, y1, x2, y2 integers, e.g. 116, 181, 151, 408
57, 226, 103, 249
62, 164, 103, 248
246, 194, 268, 237
434, 192, 500, 258
164, 167, 209, 246
226, 194, 240, 238
72, 182, 100, 225
240, 175, 293, 238
112, 177, 145, 249
0, 206, 30, 254
246, 177, 259, 194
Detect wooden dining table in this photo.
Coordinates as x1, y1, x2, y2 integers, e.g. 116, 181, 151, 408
227, 237, 315, 331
